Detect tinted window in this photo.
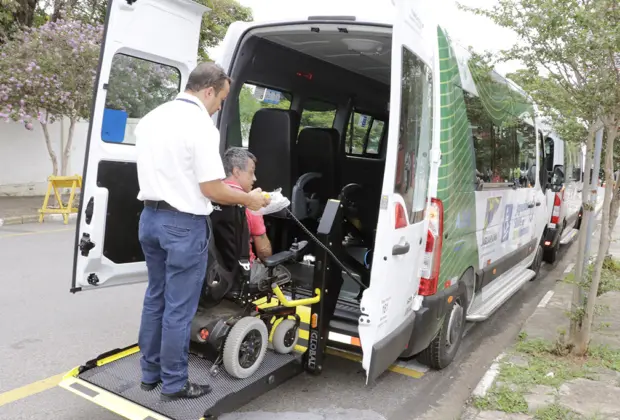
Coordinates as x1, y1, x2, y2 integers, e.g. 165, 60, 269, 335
300, 99, 336, 131
395, 46, 433, 223
101, 54, 181, 145
345, 111, 385, 156
238, 83, 292, 147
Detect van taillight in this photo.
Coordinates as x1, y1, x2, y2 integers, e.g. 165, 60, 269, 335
419, 198, 443, 296
551, 192, 561, 224
395, 202, 407, 229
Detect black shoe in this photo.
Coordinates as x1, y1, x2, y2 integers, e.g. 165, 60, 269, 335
161, 382, 212, 401
140, 380, 161, 391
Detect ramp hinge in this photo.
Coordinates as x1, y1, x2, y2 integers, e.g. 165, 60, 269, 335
78, 233, 96, 256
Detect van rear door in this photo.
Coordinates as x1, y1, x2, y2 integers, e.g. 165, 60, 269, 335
71, 0, 208, 291
358, 0, 436, 383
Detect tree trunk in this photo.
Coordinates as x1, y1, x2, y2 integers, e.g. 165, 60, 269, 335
41, 117, 59, 177
574, 120, 618, 355
569, 122, 597, 346
13, 0, 37, 27
609, 170, 620, 234
61, 117, 76, 176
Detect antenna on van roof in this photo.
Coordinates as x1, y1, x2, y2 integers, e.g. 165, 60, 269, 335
307, 15, 356, 21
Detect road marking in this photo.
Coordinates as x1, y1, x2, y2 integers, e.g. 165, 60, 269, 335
326, 348, 425, 379
537, 290, 555, 308
0, 373, 64, 407
0, 228, 73, 239
564, 263, 575, 274
472, 352, 504, 397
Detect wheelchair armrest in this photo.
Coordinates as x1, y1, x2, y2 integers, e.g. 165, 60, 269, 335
263, 250, 294, 268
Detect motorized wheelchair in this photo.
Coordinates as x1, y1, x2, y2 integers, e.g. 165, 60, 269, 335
190, 198, 320, 380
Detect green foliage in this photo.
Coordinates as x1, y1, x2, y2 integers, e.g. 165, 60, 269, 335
196, 0, 252, 60
0, 19, 103, 126
458, 0, 620, 138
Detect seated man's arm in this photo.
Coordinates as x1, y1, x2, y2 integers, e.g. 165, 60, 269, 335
247, 211, 272, 260
253, 233, 272, 261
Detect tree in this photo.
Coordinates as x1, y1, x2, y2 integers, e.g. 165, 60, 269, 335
459, 0, 620, 356
0, 19, 103, 175
196, 0, 252, 60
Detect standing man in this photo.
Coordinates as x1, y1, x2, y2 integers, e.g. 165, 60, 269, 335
135, 62, 269, 401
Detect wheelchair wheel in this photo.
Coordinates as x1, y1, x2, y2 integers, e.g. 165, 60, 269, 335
223, 317, 268, 379
272, 319, 299, 354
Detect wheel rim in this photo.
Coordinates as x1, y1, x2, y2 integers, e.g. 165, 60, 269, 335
283, 329, 296, 347
238, 329, 263, 368
446, 300, 464, 348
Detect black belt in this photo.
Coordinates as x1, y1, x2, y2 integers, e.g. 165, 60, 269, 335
144, 200, 179, 212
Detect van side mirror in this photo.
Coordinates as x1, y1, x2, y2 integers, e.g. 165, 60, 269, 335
552, 166, 565, 185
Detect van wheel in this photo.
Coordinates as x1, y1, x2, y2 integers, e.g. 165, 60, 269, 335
272, 319, 299, 354
223, 317, 268, 379
418, 288, 467, 369
543, 223, 563, 264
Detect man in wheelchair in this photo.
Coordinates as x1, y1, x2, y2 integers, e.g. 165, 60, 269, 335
193, 148, 320, 379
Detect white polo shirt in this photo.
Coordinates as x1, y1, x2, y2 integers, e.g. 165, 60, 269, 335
135, 92, 225, 216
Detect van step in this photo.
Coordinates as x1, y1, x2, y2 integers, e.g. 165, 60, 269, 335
560, 227, 578, 245
329, 318, 359, 338
467, 268, 536, 322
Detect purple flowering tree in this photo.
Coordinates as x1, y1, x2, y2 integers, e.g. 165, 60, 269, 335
0, 19, 103, 176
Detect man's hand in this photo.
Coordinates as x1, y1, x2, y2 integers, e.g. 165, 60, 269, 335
247, 188, 269, 211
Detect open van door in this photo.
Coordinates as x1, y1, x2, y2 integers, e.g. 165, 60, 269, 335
71, 0, 208, 292
358, 0, 436, 383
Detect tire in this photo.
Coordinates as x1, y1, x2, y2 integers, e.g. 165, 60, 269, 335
272, 319, 299, 354
529, 245, 544, 281
223, 317, 268, 379
417, 287, 467, 370
542, 223, 563, 264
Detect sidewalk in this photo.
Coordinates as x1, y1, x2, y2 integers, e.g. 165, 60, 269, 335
462, 215, 620, 420
0, 195, 77, 226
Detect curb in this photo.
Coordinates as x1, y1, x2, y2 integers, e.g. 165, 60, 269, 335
472, 352, 505, 398
0, 213, 77, 227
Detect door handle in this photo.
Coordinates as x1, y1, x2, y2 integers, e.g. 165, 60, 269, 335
536, 202, 541, 207
528, 203, 535, 208
392, 242, 411, 256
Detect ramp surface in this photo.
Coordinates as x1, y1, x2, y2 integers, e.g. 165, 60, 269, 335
78, 350, 300, 420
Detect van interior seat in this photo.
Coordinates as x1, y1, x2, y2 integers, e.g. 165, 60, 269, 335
247, 108, 301, 252
291, 127, 341, 221
248, 108, 301, 204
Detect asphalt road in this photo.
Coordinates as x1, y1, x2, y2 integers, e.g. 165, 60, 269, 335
0, 220, 579, 420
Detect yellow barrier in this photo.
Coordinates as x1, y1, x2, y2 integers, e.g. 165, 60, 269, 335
39, 175, 82, 224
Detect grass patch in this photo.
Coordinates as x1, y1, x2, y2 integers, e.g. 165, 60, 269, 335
473, 385, 528, 413
533, 403, 582, 420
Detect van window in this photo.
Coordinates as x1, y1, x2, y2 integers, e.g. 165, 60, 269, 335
345, 111, 385, 156
238, 83, 292, 147
515, 120, 537, 187
101, 54, 181, 145
395, 46, 433, 224
463, 90, 536, 187
300, 99, 336, 131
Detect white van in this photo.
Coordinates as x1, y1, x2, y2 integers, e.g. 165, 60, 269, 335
61, 0, 550, 418
539, 128, 585, 262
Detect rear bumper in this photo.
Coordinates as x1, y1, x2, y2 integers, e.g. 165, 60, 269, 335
400, 288, 451, 358
543, 225, 561, 247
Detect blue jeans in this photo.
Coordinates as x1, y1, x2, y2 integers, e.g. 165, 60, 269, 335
137, 205, 209, 394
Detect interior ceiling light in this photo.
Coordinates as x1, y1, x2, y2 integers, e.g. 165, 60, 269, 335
341, 38, 383, 54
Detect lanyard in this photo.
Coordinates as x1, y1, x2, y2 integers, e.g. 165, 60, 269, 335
175, 98, 201, 109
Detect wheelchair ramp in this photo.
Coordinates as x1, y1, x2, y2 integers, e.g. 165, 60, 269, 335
76, 349, 302, 420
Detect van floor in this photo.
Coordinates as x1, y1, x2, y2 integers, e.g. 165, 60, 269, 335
77, 349, 301, 420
